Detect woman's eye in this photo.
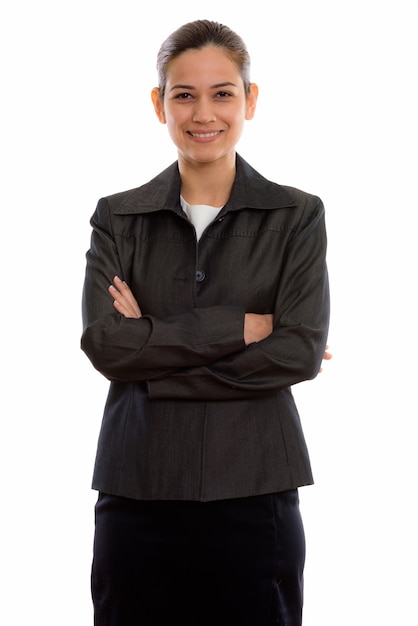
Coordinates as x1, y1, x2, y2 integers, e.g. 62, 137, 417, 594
175, 92, 192, 100
216, 91, 232, 98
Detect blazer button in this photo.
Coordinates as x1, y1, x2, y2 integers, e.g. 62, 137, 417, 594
196, 270, 206, 283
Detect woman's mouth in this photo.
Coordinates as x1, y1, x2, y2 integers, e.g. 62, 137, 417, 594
188, 131, 222, 139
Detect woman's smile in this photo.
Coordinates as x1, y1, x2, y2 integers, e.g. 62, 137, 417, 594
187, 130, 223, 140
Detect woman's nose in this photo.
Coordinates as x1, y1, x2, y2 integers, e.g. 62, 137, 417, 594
192, 99, 216, 123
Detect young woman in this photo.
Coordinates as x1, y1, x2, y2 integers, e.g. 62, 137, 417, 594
81, 19, 331, 626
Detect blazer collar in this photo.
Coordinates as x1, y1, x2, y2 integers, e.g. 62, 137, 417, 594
113, 154, 297, 216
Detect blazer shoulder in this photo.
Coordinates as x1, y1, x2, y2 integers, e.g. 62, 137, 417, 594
279, 184, 323, 207
235, 155, 323, 211
101, 162, 180, 215
278, 187, 325, 229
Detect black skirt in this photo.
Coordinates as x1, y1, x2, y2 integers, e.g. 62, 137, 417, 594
91, 490, 305, 626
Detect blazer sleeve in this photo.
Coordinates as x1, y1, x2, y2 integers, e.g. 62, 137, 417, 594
80, 198, 246, 382
147, 196, 330, 400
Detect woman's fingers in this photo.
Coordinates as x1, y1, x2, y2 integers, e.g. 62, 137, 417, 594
319, 345, 333, 372
109, 276, 142, 318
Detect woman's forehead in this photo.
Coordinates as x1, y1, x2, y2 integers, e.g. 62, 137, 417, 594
166, 47, 242, 86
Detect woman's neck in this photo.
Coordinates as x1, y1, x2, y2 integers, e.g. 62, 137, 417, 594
178, 153, 236, 207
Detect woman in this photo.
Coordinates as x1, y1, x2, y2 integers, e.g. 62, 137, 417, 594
81, 19, 330, 626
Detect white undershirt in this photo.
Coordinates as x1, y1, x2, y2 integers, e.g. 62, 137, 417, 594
180, 196, 223, 240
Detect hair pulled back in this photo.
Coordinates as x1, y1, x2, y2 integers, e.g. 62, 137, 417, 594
156, 20, 251, 98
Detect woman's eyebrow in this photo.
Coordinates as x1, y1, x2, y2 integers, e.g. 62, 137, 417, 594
169, 84, 194, 92
211, 82, 238, 88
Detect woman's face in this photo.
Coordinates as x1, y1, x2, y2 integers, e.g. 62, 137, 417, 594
152, 45, 258, 168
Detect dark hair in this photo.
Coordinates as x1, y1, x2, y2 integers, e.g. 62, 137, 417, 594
156, 20, 251, 98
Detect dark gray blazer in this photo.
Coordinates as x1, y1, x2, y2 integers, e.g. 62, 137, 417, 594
81, 154, 330, 501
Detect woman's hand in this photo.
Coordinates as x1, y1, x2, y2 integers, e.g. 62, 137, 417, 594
244, 313, 274, 345
108, 276, 142, 319
319, 345, 333, 372
244, 313, 332, 368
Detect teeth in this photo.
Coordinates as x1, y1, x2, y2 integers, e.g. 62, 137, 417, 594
191, 131, 219, 138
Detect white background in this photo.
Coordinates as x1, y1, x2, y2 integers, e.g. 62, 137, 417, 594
1, 1, 417, 624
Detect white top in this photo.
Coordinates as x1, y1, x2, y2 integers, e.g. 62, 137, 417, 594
180, 196, 223, 240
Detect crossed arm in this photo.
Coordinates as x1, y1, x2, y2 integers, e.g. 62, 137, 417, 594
109, 275, 332, 366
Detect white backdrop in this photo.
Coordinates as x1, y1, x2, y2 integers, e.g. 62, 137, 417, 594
1, 1, 417, 624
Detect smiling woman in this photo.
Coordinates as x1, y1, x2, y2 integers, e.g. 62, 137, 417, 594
81, 18, 330, 626
151, 45, 258, 205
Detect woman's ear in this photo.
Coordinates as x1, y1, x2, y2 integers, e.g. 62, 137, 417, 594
151, 87, 166, 123
245, 83, 259, 121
